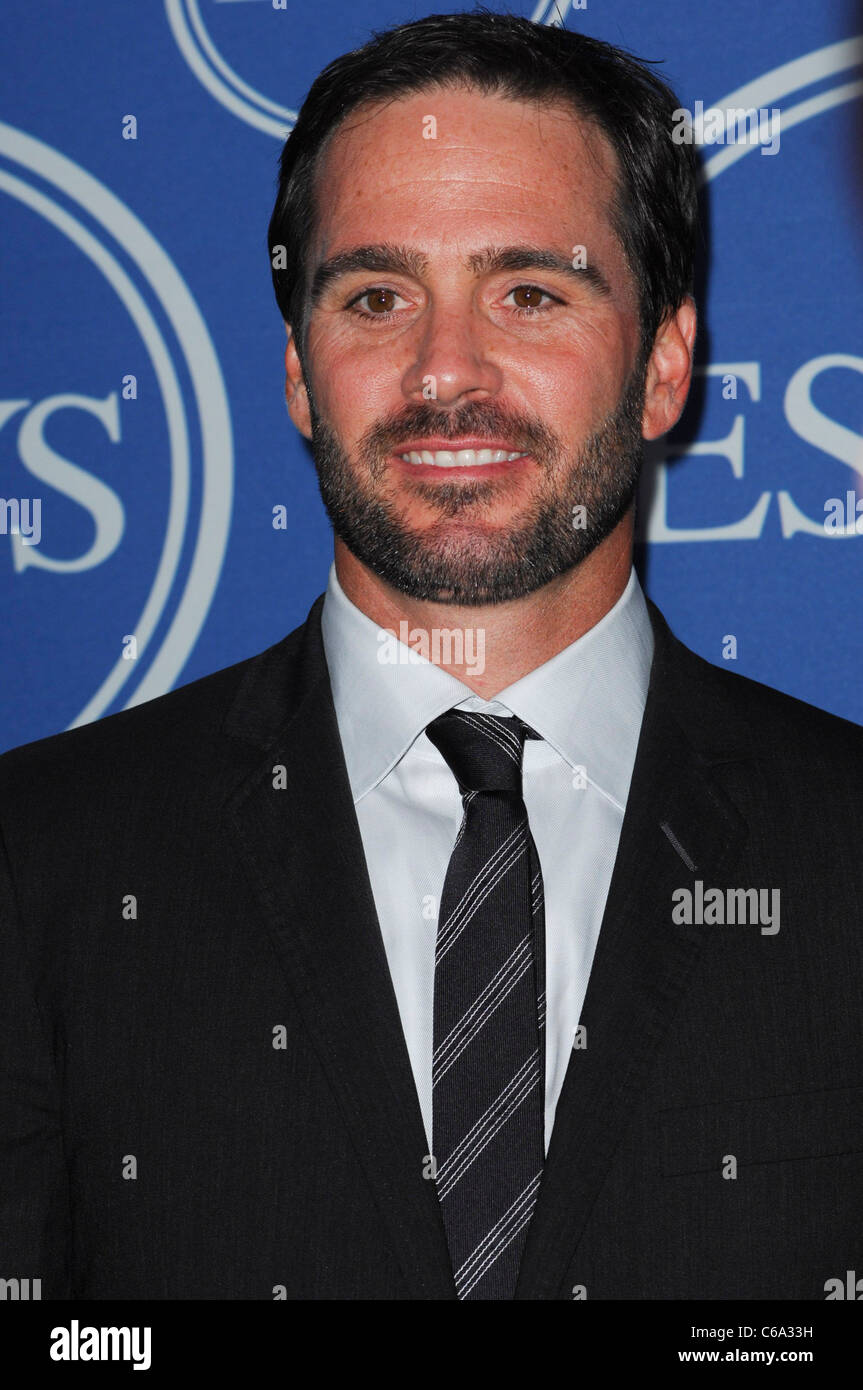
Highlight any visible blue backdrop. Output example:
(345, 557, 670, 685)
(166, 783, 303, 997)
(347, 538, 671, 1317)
(3, 0, 863, 752)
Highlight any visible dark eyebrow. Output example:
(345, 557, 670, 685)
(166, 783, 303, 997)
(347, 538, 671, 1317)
(467, 245, 612, 299)
(308, 242, 612, 306)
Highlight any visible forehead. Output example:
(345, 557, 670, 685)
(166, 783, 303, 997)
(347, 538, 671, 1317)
(311, 84, 623, 251)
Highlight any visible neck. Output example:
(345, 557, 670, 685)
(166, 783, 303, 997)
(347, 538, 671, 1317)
(334, 514, 634, 699)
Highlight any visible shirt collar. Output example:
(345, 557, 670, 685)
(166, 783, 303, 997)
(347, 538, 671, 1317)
(321, 561, 654, 811)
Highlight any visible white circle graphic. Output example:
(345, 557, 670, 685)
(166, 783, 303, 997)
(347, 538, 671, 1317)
(165, 0, 576, 138)
(0, 122, 234, 725)
(702, 35, 863, 182)
(165, 0, 297, 138)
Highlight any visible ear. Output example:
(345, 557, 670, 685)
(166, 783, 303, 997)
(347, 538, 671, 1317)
(641, 296, 697, 441)
(284, 322, 312, 439)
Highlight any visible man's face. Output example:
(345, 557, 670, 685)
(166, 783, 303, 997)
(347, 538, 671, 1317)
(288, 85, 653, 605)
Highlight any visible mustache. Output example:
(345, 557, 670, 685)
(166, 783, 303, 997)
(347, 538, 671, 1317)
(358, 401, 562, 464)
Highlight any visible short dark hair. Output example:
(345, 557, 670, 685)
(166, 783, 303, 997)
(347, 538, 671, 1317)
(267, 8, 698, 366)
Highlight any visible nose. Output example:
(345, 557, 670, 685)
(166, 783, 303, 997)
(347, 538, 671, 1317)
(401, 303, 504, 406)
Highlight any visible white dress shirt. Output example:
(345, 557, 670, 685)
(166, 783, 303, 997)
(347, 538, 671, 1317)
(320, 562, 654, 1154)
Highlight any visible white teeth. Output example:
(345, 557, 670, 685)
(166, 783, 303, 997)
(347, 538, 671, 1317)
(399, 448, 527, 467)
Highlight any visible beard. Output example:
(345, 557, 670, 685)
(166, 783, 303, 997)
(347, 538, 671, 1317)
(304, 346, 650, 606)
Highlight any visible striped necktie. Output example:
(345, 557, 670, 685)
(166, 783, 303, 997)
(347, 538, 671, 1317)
(425, 709, 546, 1300)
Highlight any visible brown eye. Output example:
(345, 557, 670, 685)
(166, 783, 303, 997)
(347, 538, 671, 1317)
(365, 288, 398, 313)
(510, 285, 548, 310)
(504, 284, 561, 317)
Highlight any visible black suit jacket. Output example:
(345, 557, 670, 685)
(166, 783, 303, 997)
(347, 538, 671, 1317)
(1, 594, 862, 1300)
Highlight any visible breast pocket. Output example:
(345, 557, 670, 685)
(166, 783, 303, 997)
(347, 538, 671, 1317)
(660, 1083, 863, 1177)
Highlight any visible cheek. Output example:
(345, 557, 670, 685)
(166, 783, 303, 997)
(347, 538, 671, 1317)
(305, 326, 399, 433)
(519, 344, 624, 434)
(504, 306, 633, 412)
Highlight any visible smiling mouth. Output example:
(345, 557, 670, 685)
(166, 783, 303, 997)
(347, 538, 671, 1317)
(397, 448, 529, 468)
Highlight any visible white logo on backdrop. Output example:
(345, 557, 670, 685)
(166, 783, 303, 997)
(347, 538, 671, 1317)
(0, 122, 233, 726)
(164, 0, 575, 138)
(165, 0, 297, 138)
(641, 36, 863, 542)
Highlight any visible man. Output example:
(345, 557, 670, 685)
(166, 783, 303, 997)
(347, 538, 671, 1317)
(1, 11, 861, 1302)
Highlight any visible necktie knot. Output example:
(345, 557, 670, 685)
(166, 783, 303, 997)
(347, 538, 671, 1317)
(426, 710, 535, 796)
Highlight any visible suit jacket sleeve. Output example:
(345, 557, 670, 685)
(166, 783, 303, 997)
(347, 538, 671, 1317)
(0, 817, 72, 1297)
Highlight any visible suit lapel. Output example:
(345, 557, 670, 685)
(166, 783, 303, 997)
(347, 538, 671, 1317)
(221, 596, 456, 1299)
(515, 600, 752, 1299)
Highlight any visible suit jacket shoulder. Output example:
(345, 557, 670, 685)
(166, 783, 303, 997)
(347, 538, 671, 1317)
(642, 597, 863, 811)
(0, 597, 323, 834)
